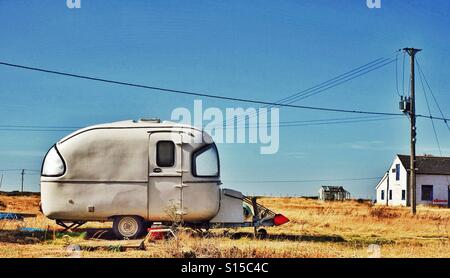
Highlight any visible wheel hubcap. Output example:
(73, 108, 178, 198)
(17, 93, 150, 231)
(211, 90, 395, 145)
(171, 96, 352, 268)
(118, 217, 138, 237)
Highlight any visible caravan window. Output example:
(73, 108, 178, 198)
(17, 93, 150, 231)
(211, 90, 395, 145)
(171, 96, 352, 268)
(157, 141, 175, 167)
(41, 146, 66, 177)
(192, 144, 219, 177)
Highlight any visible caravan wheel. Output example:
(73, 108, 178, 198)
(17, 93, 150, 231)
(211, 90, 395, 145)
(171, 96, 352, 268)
(113, 216, 145, 239)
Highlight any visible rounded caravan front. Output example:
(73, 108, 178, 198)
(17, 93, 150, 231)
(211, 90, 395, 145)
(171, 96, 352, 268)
(41, 119, 222, 238)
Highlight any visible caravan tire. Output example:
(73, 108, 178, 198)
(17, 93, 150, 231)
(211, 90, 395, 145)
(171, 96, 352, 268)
(113, 216, 145, 239)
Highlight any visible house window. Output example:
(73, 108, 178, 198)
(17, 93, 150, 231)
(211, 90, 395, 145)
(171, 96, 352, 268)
(395, 164, 400, 181)
(421, 185, 433, 201)
(402, 190, 406, 200)
(156, 141, 175, 167)
(389, 190, 393, 200)
(381, 190, 385, 200)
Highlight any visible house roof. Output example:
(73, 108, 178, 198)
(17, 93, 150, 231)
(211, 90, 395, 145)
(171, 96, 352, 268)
(375, 172, 388, 190)
(397, 154, 450, 175)
(320, 186, 348, 193)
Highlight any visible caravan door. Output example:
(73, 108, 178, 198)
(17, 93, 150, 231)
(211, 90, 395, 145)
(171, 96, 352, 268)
(148, 132, 183, 221)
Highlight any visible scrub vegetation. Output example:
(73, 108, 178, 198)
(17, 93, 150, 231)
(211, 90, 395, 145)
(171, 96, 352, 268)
(1, 193, 450, 258)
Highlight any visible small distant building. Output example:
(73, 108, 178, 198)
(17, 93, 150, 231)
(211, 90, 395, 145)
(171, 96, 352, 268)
(376, 154, 450, 207)
(318, 186, 351, 201)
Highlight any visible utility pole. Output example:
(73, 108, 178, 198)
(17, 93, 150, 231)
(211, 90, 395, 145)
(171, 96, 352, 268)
(0, 173, 3, 190)
(403, 47, 422, 215)
(386, 170, 389, 206)
(21, 169, 25, 193)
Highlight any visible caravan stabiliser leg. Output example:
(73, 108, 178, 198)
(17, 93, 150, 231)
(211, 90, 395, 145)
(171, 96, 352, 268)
(252, 197, 259, 237)
(56, 220, 86, 232)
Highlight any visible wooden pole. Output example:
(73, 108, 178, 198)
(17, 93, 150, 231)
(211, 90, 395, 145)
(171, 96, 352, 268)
(403, 48, 422, 215)
(21, 169, 25, 193)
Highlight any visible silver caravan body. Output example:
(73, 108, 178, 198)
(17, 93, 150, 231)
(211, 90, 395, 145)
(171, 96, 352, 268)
(41, 119, 240, 224)
(41, 119, 288, 238)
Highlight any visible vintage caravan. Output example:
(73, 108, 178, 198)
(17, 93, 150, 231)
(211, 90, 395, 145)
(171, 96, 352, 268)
(40, 119, 288, 238)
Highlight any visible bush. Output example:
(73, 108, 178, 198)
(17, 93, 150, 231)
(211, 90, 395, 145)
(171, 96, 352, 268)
(0, 200, 6, 210)
(369, 206, 401, 219)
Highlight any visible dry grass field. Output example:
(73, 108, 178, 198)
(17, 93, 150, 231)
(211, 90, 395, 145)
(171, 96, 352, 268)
(1, 193, 450, 258)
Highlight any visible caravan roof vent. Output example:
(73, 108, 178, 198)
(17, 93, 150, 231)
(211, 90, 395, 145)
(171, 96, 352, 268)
(135, 118, 161, 123)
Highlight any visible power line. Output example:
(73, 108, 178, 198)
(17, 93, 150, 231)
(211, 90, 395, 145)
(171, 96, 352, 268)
(219, 118, 399, 130)
(416, 60, 450, 191)
(416, 60, 450, 133)
(416, 114, 450, 122)
(226, 177, 383, 184)
(263, 115, 395, 126)
(0, 116, 443, 134)
(224, 51, 399, 127)
(276, 53, 399, 105)
(276, 54, 398, 105)
(1, 59, 448, 124)
(395, 53, 402, 97)
(0, 169, 40, 192)
(0, 125, 81, 129)
(0, 60, 404, 117)
(284, 58, 397, 104)
(0, 169, 24, 172)
(418, 63, 442, 155)
(228, 116, 401, 129)
(0, 169, 40, 172)
(0, 115, 402, 133)
(0, 128, 76, 132)
(272, 115, 388, 124)
(4, 116, 391, 129)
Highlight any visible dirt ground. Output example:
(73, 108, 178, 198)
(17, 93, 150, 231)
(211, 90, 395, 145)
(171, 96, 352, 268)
(1, 193, 450, 258)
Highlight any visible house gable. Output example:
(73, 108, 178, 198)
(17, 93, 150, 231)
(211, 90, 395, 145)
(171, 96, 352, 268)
(375, 172, 388, 190)
(375, 155, 408, 206)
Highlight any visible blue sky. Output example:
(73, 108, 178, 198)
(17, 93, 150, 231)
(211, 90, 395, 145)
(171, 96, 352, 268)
(0, 0, 449, 197)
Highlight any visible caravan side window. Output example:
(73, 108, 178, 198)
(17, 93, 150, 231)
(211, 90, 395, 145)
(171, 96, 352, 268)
(192, 144, 219, 177)
(157, 141, 175, 167)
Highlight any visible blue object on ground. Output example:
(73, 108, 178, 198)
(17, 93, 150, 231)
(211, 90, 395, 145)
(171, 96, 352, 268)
(0, 212, 24, 220)
(20, 227, 45, 232)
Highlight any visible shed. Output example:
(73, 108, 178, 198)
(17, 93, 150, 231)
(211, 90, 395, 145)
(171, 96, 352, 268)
(318, 186, 351, 201)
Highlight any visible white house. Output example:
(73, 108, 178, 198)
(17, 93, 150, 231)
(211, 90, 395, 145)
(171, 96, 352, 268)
(376, 154, 450, 207)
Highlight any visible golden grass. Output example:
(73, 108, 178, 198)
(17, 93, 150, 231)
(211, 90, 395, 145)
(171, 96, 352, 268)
(1, 195, 450, 258)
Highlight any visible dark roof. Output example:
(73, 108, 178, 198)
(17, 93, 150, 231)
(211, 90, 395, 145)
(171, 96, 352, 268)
(320, 186, 348, 193)
(397, 154, 450, 175)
